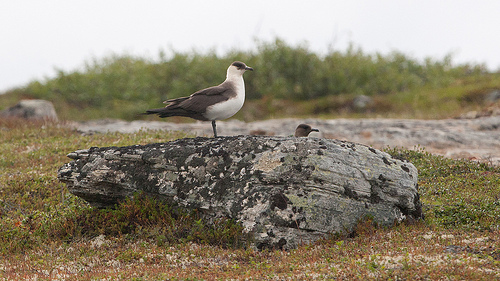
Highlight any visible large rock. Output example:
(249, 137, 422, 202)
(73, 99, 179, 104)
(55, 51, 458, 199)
(58, 136, 422, 250)
(1, 99, 58, 121)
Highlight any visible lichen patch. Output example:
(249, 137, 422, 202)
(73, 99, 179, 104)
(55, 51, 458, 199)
(254, 150, 283, 173)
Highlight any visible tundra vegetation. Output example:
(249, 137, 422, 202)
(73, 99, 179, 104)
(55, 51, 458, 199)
(1, 39, 500, 279)
(1, 39, 499, 121)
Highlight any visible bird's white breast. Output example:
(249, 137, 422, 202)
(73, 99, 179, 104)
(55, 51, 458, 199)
(204, 76, 245, 120)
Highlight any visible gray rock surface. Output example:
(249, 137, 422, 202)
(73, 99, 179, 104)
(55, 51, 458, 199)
(1, 99, 58, 121)
(58, 136, 421, 250)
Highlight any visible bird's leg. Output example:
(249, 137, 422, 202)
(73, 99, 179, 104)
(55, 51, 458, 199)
(212, 120, 218, 137)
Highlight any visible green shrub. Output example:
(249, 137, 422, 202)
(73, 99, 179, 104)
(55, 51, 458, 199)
(0, 38, 487, 120)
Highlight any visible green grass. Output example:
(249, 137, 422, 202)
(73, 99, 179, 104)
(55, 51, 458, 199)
(1, 119, 499, 279)
(385, 147, 500, 231)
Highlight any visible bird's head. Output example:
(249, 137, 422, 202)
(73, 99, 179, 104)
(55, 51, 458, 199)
(295, 124, 320, 137)
(227, 61, 253, 78)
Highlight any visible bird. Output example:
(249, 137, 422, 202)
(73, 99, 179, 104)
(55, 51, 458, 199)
(145, 61, 253, 137)
(294, 124, 319, 137)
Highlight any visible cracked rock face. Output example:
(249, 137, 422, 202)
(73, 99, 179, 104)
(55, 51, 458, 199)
(58, 136, 422, 250)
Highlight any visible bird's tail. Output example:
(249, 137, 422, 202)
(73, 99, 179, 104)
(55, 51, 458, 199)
(145, 107, 181, 118)
(145, 97, 203, 119)
(144, 108, 164, 115)
(144, 97, 188, 117)
(144, 106, 203, 119)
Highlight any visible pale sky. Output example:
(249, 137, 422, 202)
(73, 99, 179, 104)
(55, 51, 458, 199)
(1, 0, 500, 93)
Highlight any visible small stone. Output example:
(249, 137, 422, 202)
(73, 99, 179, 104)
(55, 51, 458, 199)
(1, 99, 58, 121)
(353, 95, 374, 110)
(422, 234, 433, 240)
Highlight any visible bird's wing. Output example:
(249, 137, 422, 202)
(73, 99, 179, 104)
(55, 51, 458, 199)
(162, 85, 230, 113)
(163, 96, 189, 105)
(191, 84, 229, 96)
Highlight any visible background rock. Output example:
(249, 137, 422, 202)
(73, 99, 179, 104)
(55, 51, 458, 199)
(72, 115, 500, 165)
(58, 136, 421, 250)
(352, 95, 374, 111)
(486, 89, 500, 103)
(1, 99, 58, 121)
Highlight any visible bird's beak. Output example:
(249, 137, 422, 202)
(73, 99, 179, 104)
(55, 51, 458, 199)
(311, 128, 319, 132)
(245, 66, 254, 71)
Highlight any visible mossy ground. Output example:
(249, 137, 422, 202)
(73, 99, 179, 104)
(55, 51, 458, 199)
(1, 119, 499, 279)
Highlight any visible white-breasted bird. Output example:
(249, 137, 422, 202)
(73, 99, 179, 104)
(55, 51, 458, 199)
(146, 61, 253, 137)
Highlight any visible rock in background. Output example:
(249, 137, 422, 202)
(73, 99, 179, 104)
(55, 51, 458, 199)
(1, 99, 58, 121)
(73, 115, 500, 165)
(58, 136, 421, 250)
